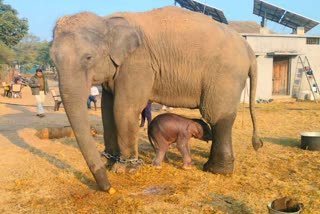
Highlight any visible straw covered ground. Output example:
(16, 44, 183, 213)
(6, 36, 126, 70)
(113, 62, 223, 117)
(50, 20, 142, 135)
(0, 84, 319, 213)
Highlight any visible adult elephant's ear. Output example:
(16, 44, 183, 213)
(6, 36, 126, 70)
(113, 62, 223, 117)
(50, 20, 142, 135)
(106, 17, 142, 66)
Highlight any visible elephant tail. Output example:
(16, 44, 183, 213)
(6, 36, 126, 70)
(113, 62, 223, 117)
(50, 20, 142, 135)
(147, 127, 157, 153)
(249, 59, 263, 151)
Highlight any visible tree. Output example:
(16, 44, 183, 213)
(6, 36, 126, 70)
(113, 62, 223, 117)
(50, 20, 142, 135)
(0, 40, 15, 64)
(13, 34, 53, 72)
(36, 40, 53, 69)
(13, 34, 40, 70)
(0, 0, 28, 47)
(0, 0, 17, 14)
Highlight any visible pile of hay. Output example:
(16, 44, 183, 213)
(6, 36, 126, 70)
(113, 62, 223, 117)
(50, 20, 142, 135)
(2, 101, 320, 213)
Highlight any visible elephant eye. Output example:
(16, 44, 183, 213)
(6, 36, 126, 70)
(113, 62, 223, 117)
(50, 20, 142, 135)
(83, 53, 93, 61)
(82, 53, 94, 68)
(86, 55, 92, 61)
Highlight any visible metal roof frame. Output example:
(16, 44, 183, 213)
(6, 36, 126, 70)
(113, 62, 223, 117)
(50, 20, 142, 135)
(267, 51, 300, 56)
(253, 0, 285, 23)
(280, 11, 319, 33)
(253, 0, 319, 33)
(174, 0, 228, 24)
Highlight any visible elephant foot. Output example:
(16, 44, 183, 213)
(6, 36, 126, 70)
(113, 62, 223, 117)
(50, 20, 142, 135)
(152, 164, 162, 169)
(152, 158, 162, 168)
(101, 151, 119, 170)
(105, 158, 117, 170)
(203, 159, 234, 175)
(111, 158, 144, 174)
(182, 160, 193, 169)
(182, 165, 192, 170)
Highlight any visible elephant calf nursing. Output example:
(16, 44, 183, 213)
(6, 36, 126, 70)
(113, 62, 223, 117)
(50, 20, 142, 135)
(148, 113, 212, 169)
(50, 6, 262, 191)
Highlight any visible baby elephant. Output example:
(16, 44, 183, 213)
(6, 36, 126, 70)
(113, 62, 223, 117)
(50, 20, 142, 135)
(148, 113, 212, 169)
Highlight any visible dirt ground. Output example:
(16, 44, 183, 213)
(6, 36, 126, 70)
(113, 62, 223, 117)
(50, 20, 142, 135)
(1, 78, 320, 213)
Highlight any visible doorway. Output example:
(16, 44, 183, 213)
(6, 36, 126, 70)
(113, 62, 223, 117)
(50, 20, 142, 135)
(272, 57, 289, 95)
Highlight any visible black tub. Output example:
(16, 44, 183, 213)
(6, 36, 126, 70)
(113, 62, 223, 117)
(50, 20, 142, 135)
(300, 132, 320, 151)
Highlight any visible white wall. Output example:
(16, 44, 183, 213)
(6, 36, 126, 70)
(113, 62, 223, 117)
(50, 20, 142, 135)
(256, 55, 273, 100)
(240, 55, 273, 103)
(242, 34, 320, 101)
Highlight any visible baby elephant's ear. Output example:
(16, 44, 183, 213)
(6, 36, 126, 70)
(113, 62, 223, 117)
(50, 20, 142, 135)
(187, 123, 202, 139)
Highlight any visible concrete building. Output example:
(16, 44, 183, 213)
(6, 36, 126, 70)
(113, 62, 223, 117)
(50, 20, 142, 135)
(229, 21, 320, 102)
(247, 32, 320, 101)
(174, 0, 320, 102)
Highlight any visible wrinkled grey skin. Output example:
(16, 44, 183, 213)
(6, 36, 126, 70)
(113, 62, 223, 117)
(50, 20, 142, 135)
(50, 6, 262, 191)
(148, 113, 212, 169)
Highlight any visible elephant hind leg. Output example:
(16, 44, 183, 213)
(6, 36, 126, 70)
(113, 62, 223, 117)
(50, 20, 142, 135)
(203, 113, 236, 174)
(152, 141, 169, 168)
(152, 150, 166, 168)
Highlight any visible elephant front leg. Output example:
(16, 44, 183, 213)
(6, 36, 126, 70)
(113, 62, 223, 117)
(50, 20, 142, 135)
(204, 114, 236, 174)
(109, 64, 154, 173)
(111, 103, 144, 173)
(101, 88, 119, 167)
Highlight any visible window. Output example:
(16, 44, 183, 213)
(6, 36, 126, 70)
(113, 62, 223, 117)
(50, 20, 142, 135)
(306, 37, 320, 45)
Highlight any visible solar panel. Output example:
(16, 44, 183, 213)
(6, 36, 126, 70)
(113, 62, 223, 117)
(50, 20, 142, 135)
(175, 0, 228, 24)
(281, 11, 319, 33)
(253, 0, 285, 23)
(253, 0, 319, 33)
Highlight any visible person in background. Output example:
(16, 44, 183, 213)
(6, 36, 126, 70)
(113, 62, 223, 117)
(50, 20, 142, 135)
(87, 85, 99, 109)
(161, 105, 174, 111)
(305, 66, 313, 75)
(14, 74, 22, 84)
(29, 69, 49, 118)
(3, 82, 10, 97)
(140, 101, 152, 128)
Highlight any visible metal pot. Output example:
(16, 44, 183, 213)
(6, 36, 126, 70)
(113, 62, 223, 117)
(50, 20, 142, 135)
(267, 202, 302, 214)
(300, 132, 320, 151)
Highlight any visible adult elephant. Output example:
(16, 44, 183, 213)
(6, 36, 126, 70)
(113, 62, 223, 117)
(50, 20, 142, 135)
(50, 6, 262, 191)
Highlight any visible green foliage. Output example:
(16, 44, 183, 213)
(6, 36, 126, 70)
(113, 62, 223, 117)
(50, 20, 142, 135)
(0, 0, 28, 47)
(13, 34, 39, 65)
(0, 0, 17, 14)
(0, 1, 51, 71)
(0, 40, 15, 64)
(13, 33, 52, 71)
(36, 40, 53, 68)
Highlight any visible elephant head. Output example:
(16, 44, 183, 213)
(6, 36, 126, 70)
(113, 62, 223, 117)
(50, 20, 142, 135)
(190, 119, 212, 142)
(50, 12, 142, 191)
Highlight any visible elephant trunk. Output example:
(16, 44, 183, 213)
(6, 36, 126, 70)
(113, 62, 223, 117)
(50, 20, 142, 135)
(59, 78, 111, 191)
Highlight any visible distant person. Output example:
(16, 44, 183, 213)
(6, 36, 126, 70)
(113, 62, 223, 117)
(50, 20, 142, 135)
(140, 101, 152, 128)
(29, 69, 49, 118)
(305, 66, 313, 75)
(161, 105, 174, 111)
(87, 85, 99, 109)
(13, 74, 22, 84)
(2, 82, 10, 97)
(11, 74, 24, 98)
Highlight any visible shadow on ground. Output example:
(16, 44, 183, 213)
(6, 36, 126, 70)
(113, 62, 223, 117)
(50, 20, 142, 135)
(0, 103, 99, 190)
(263, 137, 301, 148)
(205, 193, 253, 213)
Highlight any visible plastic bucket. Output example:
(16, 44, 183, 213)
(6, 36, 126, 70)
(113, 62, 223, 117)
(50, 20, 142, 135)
(267, 202, 302, 214)
(300, 132, 320, 151)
